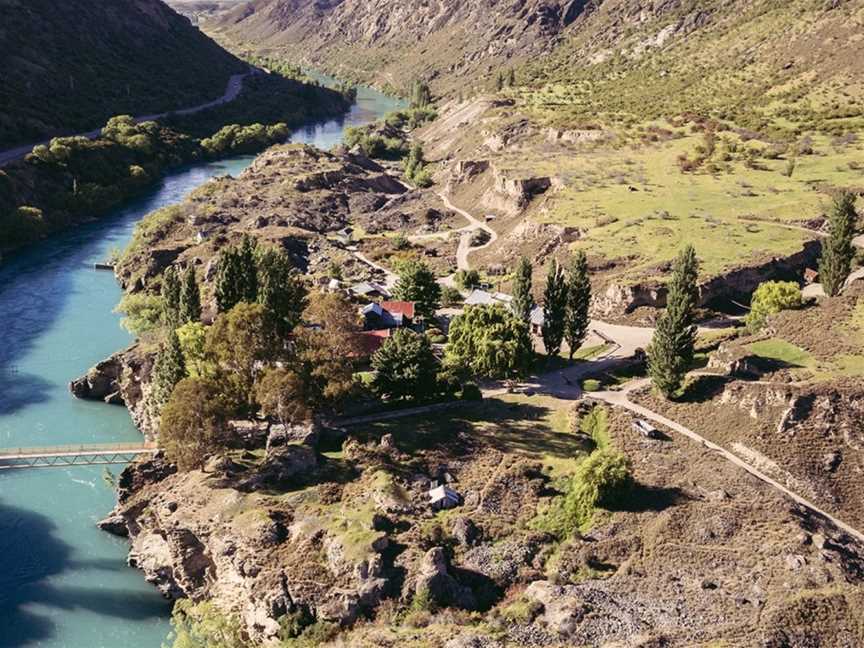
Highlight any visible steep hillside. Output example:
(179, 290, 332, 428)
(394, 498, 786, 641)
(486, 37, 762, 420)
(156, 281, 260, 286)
(0, 0, 246, 148)
(207, 0, 576, 94)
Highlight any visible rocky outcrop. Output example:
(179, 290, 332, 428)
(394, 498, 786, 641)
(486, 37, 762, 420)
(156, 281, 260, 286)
(596, 239, 822, 317)
(69, 344, 158, 439)
(69, 355, 126, 405)
(107, 448, 396, 642)
(414, 547, 477, 610)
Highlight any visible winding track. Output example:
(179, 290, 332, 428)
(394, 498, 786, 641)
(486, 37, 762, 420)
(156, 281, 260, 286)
(0, 69, 254, 167)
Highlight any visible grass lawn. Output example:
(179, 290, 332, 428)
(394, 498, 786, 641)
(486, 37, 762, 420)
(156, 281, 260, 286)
(351, 392, 585, 478)
(746, 338, 814, 368)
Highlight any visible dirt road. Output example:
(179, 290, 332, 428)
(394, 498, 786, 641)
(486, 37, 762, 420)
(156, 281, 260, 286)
(588, 380, 864, 545)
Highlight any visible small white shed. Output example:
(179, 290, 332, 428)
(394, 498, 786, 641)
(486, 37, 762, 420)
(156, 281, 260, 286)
(428, 485, 462, 510)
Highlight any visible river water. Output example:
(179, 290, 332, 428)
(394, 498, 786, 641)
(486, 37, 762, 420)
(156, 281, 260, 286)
(0, 81, 402, 648)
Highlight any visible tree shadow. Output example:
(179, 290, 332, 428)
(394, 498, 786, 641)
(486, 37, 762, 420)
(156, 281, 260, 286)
(350, 400, 582, 464)
(610, 481, 688, 514)
(0, 495, 171, 648)
(678, 374, 731, 403)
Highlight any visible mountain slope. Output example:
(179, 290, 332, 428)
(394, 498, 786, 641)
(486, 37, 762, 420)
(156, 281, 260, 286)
(209, 0, 864, 134)
(207, 0, 580, 94)
(0, 0, 246, 148)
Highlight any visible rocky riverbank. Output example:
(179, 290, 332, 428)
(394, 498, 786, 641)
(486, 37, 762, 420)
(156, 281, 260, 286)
(86, 384, 864, 646)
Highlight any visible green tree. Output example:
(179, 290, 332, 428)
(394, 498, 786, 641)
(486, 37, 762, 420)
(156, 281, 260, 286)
(215, 247, 242, 313)
(444, 304, 532, 379)
(176, 321, 211, 378)
(411, 80, 432, 109)
(454, 269, 481, 291)
(441, 286, 464, 307)
(115, 293, 164, 336)
(161, 265, 182, 329)
(255, 367, 311, 429)
(237, 235, 258, 303)
(205, 302, 276, 409)
(541, 259, 568, 358)
(257, 247, 308, 339)
(648, 245, 700, 398)
(160, 378, 230, 472)
(215, 236, 258, 313)
(560, 449, 631, 536)
(819, 191, 858, 297)
(511, 257, 534, 322)
(564, 251, 592, 359)
(745, 280, 802, 332)
(404, 142, 432, 187)
(371, 329, 438, 401)
(393, 260, 441, 321)
(179, 267, 202, 324)
(150, 329, 187, 416)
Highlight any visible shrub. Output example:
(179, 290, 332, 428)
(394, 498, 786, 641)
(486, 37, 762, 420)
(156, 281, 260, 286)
(461, 383, 483, 400)
(441, 286, 464, 306)
(745, 281, 802, 332)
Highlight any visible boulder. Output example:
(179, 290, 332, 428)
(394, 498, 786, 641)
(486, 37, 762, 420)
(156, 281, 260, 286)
(415, 547, 477, 610)
(97, 512, 128, 537)
(452, 517, 481, 547)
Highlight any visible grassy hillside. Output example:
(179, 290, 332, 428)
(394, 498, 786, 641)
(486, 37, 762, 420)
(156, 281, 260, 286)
(0, 0, 246, 148)
(521, 0, 864, 137)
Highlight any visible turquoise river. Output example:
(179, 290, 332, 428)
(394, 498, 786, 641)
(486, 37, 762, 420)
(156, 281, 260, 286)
(0, 79, 402, 647)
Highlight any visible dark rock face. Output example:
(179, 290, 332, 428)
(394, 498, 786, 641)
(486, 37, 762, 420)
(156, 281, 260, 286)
(97, 513, 129, 537)
(117, 453, 177, 504)
(69, 356, 124, 404)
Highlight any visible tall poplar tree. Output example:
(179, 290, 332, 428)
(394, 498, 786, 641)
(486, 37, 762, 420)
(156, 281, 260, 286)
(819, 191, 857, 297)
(215, 236, 258, 313)
(511, 257, 534, 322)
(648, 245, 700, 398)
(150, 329, 187, 415)
(179, 267, 202, 324)
(541, 259, 568, 358)
(215, 247, 241, 313)
(160, 265, 181, 329)
(257, 248, 308, 339)
(564, 251, 592, 359)
(238, 235, 259, 303)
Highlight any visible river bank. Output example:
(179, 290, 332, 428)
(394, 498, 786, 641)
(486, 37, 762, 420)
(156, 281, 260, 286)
(0, 80, 403, 648)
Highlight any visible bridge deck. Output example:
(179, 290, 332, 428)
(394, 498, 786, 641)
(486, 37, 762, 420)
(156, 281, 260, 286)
(0, 443, 159, 469)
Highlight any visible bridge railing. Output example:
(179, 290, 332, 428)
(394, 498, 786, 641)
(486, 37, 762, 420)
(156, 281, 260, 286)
(0, 442, 159, 459)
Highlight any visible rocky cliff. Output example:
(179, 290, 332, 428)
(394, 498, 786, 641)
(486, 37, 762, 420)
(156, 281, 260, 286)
(100, 403, 864, 646)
